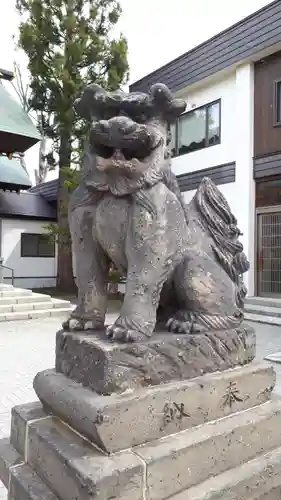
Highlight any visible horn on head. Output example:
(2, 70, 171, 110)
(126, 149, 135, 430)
(149, 83, 186, 121)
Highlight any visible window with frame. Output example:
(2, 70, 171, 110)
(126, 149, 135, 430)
(170, 100, 221, 157)
(21, 233, 55, 258)
(274, 80, 281, 126)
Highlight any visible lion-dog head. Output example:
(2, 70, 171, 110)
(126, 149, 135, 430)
(74, 83, 186, 196)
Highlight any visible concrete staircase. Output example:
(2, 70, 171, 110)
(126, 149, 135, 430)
(245, 296, 281, 325)
(0, 284, 73, 322)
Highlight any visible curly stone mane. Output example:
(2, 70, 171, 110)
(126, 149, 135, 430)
(194, 177, 249, 310)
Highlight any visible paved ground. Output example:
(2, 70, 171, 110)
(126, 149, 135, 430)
(0, 318, 281, 498)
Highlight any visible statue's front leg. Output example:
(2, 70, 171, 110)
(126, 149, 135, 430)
(63, 202, 110, 331)
(106, 184, 189, 342)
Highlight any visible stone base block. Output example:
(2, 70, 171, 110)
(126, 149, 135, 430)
(134, 397, 281, 500)
(33, 361, 275, 453)
(55, 325, 256, 394)
(2, 396, 281, 500)
(1, 417, 144, 500)
(3, 439, 281, 500)
(10, 402, 47, 457)
(9, 463, 59, 500)
(0, 438, 23, 489)
(170, 447, 281, 500)
(26, 418, 143, 500)
(258, 489, 281, 500)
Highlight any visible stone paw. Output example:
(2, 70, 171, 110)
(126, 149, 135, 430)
(62, 315, 104, 332)
(106, 316, 150, 342)
(166, 311, 205, 334)
(166, 317, 192, 334)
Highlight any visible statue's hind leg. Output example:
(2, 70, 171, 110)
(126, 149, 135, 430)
(63, 201, 110, 331)
(167, 309, 242, 334)
(167, 252, 243, 334)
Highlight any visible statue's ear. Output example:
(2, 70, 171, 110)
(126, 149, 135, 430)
(73, 96, 91, 121)
(149, 83, 186, 122)
(73, 85, 106, 121)
(74, 85, 126, 121)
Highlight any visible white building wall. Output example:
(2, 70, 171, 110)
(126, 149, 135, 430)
(172, 65, 255, 295)
(233, 64, 255, 297)
(1, 218, 57, 289)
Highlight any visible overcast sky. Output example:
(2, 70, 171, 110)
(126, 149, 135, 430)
(0, 0, 272, 180)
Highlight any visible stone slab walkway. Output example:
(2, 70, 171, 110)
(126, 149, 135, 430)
(0, 318, 281, 498)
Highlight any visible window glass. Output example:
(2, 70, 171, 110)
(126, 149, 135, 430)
(170, 100, 221, 157)
(21, 233, 55, 258)
(21, 233, 38, 257)
(256, 178, 281, 207)
(38, 235, 55, 257)
(178, 107, 206, 156)
(207, 101, 220, 146)
(275, 81, 281, 124)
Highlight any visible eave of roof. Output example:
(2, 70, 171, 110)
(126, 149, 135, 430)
(29, 178, 58, 202)
(0, 68, 14, 82)
(130, 0, 281, 93)
(0, 191, 57, 220)
(0, 156, 32, 191)
(0, 84, 41, 154)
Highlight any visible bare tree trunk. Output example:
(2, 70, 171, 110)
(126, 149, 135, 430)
(35, 135, 49, 184)
(18, 153, 29, 175)
(56, 131, 76, 292)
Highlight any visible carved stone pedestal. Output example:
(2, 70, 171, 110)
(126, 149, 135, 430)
(2, 325, 281, 500)
(55, 325, 256, 394)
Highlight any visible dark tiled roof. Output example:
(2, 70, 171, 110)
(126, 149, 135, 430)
(130, 0, 281, 93)
(0, 156, 32, 190)
(0, 191, 56, 220)
(29, 179, 58, 201)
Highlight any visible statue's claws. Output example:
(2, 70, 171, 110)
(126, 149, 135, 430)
(63, 315, 104, 332)
(106, 321, 149, 342)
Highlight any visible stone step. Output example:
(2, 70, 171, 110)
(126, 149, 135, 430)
(0, 284, 14, 291)
(134, 398, 281, 500)
(0, 292, 52, 306)
(0, 285, 73, 321)
(0, 307, 72, 322)
(245, 303, 281, 318)
(244, 297, 281, 325)
(0, 288, 33, 298)
(0, 298, 70, 314)
(170, 446, 281, 500)
(25, 417, 144, 500)
(244, 312, 281, 325)
(245, 296, 281, 308)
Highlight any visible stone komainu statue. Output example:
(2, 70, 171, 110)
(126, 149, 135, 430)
(63, 83, 249, 342)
